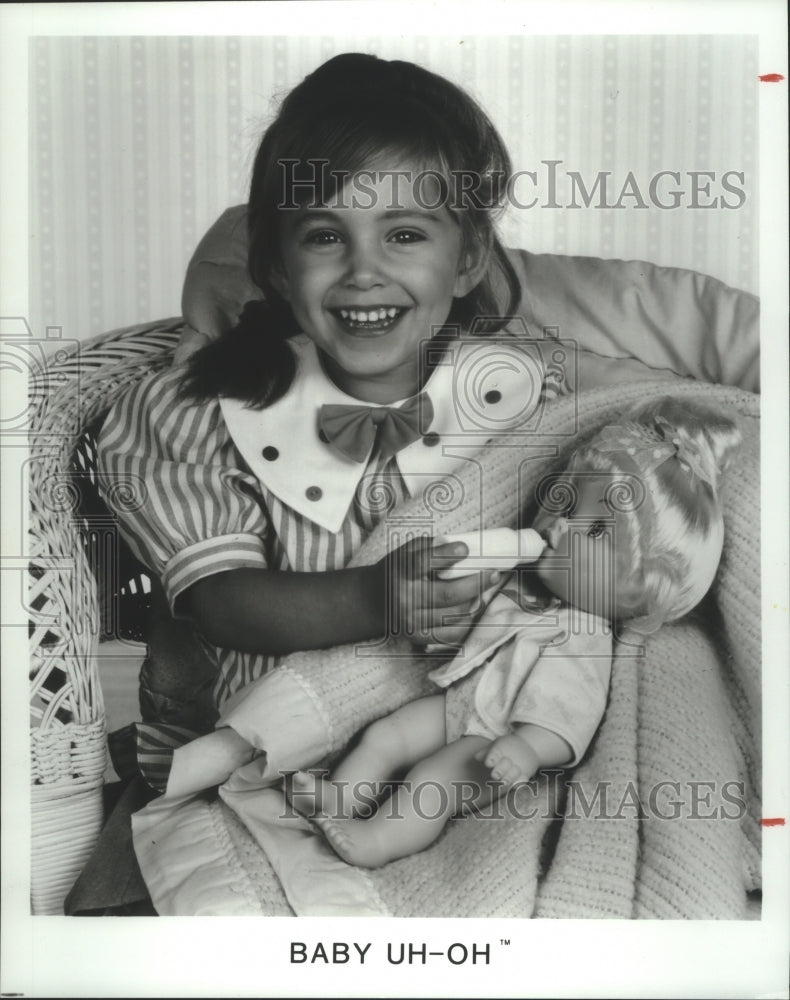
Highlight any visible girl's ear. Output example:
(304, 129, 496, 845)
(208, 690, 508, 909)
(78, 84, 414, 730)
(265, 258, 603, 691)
(452, 236, 492, 299)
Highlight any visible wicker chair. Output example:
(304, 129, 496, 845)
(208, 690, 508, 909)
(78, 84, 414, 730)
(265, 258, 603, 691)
(28, 318, 184, 914)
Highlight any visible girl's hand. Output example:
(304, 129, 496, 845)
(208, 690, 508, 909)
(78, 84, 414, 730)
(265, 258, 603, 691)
(381, 537, 501, 646)
(475, 733, 540, 786)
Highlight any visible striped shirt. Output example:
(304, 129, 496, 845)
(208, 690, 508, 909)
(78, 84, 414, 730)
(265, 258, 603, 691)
(97, 366, 412, 705)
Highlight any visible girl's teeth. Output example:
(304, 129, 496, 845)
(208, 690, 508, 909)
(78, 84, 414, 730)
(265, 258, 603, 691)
(338, 307, 401, 323)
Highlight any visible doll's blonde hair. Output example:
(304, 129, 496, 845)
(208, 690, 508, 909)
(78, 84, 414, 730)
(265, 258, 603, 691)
(569, 397, 742, 633)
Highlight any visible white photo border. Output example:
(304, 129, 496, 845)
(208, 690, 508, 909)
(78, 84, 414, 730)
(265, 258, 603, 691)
(1, 2, 787, 998)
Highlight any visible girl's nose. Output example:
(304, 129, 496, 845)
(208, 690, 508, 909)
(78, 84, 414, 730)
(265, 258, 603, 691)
(342, 241, 386, 290)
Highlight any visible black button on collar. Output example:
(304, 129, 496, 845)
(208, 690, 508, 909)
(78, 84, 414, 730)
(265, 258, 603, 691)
(262, 446, 279, 461)
(306, 486, 323, 501)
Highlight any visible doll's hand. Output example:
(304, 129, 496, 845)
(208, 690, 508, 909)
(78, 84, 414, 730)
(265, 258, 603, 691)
(381, 537, 500, 646)
(475, 733, 540, 785)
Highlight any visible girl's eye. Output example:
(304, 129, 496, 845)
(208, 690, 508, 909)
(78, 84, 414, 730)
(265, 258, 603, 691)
(586, 521, 607, 539)
(304, 229, 341, 246)
(388, 229, 425, 244)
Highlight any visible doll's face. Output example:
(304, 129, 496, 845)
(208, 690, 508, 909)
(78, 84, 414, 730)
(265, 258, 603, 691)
(532, 473, 643, 621)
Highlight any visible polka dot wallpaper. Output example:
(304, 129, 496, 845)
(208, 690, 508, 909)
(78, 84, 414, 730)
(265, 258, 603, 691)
(30, 35, 758, 343)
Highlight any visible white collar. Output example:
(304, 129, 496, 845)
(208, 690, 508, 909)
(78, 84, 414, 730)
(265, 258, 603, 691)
(220, 334, 544, 533)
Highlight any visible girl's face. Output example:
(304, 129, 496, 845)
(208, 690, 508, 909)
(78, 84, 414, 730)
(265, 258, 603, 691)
(532, 473, 643, 621)
(274, 162, 484, 403)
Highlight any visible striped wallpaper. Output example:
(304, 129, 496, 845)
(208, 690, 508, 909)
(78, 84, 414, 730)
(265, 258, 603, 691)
(30, 34, 758, 344)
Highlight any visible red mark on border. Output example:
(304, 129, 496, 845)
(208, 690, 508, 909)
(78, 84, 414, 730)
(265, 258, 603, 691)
(758, 73, 784, 82)
(761, 817, 786, 826)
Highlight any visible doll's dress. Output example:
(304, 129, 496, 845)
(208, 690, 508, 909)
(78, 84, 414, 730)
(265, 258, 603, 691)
(430, 580, 613, 767)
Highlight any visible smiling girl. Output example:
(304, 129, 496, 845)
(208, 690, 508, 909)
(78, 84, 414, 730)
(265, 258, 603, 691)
(271, 165, 482, 403)
(97, 53, 552, 792)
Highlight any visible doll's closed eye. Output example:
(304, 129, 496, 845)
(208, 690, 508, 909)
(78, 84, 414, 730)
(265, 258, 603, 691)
(586, 521, 607, 539)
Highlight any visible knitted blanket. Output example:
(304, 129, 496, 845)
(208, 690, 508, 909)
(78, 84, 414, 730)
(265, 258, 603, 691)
(133, 378, 760, 918)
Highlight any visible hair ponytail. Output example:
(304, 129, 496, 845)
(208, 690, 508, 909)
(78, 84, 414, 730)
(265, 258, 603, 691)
(178, 300, 298, 408)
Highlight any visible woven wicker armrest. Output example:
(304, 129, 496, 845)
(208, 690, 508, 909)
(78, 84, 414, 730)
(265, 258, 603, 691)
(28, 318, 184, 913)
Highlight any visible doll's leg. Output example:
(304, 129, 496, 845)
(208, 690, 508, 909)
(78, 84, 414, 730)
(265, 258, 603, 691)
(166, 727, 256, 797)
(310, 734, 494, 868)
(289, 695, 447, 820)
(332, 694, 450, 814)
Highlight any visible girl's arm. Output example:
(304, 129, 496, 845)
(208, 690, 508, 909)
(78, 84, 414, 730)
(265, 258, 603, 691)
(182, 563, 385, 654)
(98, 370, 498, 658)
(182, 538, 499, 655)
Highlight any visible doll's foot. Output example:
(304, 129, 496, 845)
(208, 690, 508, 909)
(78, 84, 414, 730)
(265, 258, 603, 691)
(311, 814, 392, 869)
(287, 772, 393, 867)
(286, 770, 352, 821)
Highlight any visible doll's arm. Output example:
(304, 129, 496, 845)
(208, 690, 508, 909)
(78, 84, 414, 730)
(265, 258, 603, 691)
(475, 725, 573, 785)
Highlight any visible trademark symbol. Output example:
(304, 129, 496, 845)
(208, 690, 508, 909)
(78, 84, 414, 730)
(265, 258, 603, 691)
(500, 938, 510, 946)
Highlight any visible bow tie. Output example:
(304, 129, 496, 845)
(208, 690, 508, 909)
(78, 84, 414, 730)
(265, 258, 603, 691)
(318, 393, 434, 463)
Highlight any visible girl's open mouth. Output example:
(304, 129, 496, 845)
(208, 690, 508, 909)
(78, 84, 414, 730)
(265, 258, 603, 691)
(331, 306, 408, 334)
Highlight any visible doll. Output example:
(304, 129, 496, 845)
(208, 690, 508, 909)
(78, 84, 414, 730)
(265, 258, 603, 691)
(287, 395, 742, 868)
